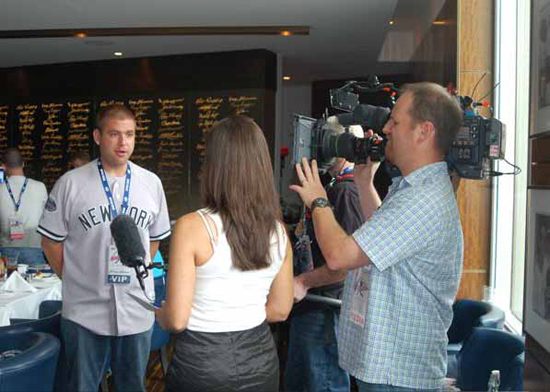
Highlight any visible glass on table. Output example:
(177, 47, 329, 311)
(17, 264, 28, 280)
(0, 254, 5, 280)
(6, 254, 19, 278)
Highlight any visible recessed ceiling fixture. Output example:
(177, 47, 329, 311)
(114, 52, 123, 57)
(0, 26, 309, 39)
(283, 76, 291, 81)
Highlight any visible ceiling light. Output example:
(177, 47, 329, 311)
(433, 20, 447, 25)
(281, 31, 292, 36)
(283, 76, 291, 81)
(114, 52, 123, 57)
(389, 20, 394, 26)
(74, 33, 87, 38)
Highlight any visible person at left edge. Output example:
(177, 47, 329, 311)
(0, 148, 48, 266)
(38, 104, 172, 392)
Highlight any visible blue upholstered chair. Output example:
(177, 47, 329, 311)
(456, 327, 524, 391)
(446, 299, 505, 378)
(448, 299, 506, 353)
(3, 305, 61, 338)
(0, 332, 60, 392)
(39, 300, 62, 320)
(152, 267, 171, 376)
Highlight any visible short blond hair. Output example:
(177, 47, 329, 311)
(96, 104, 135, 131)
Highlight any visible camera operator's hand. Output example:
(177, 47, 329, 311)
(289, 158, 328, 208)
(354, 129, 382, 185)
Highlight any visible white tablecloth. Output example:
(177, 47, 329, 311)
(0, 276, 62, 326)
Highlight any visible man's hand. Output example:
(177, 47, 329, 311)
(289, 158, 328, 208)
(293, 275, 309, 302)
(353, 129, 382, 185)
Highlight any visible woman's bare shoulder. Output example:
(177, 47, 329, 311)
(173, 211, 209, 236)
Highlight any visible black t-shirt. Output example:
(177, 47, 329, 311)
(294, 175, 364, 313)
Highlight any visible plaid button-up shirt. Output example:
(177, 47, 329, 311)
(338, 162, 463, 390)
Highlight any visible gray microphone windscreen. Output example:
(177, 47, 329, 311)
(110, 215, 146, 267)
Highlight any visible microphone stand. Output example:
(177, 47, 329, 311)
(130, 260, 165, 292)
(304, 294, 342, 308)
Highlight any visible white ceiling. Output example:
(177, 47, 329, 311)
(0, 0, 447, 83)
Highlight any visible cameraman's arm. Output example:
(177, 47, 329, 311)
(294, 266, 346, 302)
(311, 206, 371, 270)
(355, 171, 381, 221)
(354, 131, 382, 220)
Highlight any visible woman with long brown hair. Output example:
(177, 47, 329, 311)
(155, 115, 293, 392)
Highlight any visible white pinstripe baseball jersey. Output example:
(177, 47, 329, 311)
(38, 159, 171, 336)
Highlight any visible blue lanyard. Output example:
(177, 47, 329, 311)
(339, 167, 354, 176)
(97, 160, 131, 217)
(5, 177, 29, 213)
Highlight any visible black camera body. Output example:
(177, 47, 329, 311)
(292, 79, 506, 180)
(323, 131, 385, 164)
(449, 115, 506, 179)
(292, 100, 391, 170)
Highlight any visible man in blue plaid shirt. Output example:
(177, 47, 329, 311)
(290, 82, 464, 392)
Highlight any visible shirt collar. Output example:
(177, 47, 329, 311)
(391, 161, 449, 189)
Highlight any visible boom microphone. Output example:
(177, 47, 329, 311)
(110, 214, 149, 290)
(335, 112, 355, 126)
(351, 104, 390, 133)
(335, 104, 390, 134)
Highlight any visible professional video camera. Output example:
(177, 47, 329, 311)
(449, 96, 507, 179)
(292, 76, 513, 180)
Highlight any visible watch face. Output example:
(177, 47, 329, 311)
(312, 197, 329, 208)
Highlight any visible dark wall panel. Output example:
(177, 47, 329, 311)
(0, 49, 277, 220)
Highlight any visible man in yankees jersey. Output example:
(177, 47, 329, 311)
(39, 104, 171, 392)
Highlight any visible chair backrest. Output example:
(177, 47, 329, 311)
(39, 300, 62, 319)
(447, 299, 505, 344)
(0, 332, 60, 392)
(456, 327, 524, 392)
(1, 310, 62, 339)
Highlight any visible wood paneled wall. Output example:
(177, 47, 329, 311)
(410, 0, 457, 85)
(455, 0, 494, 300)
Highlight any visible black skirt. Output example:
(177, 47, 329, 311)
(165, 320, 279, 392)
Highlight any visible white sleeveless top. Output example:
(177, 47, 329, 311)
(187, 209, 287, 332)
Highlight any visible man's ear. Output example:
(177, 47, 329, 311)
(417, 121, 436, 145)
(93, 128, 101, 146)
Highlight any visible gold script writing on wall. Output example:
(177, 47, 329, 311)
(67, 102, 92, 153)
(128, 98, 155, 167)
(0, 105, 8, 150)
(158, 97, 186, 209)
(15, 104, 38, 163)
(194, 96, 223, 158)
(40, 102, 64, 189)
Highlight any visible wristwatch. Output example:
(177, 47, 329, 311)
(310, 197, 330, 214)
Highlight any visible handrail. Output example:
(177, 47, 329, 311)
(303, 294, 342, 308)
